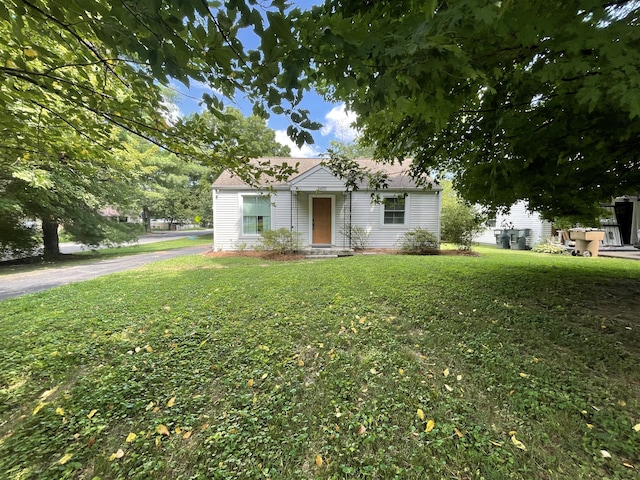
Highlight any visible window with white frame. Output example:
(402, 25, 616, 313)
(383, 195, 406, 225)
(242, 195, 271, 235)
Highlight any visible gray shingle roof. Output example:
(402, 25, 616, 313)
(213, 157, 440, 191)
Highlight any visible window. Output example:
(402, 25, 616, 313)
(242, 195, 271, 235)
(383, 196, 406, 225)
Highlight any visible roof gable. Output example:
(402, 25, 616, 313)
(212, 157, 441, 191)
(289, 165, 347, 191)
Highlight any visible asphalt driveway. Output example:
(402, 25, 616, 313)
(0, 245, 210, 301)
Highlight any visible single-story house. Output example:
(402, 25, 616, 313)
(212, 157, 442, 252)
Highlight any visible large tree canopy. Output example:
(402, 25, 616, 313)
(1, 0, 313, 178)
(298, 1, 640, 222)
(0, 1, 306, 257)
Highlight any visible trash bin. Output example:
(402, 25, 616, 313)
(569, 229, 605, 257)
(511, 228, 531, 250)
(494, 229, 511, 248)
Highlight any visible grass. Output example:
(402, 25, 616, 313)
(0, 234, 212, 275)
(0, 247, 639, 479)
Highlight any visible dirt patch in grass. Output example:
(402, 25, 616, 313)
(204, 248, 479, 261)
(204, 250, 306, 261)
(581, 278, 640, 328)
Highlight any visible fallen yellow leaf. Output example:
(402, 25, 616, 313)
(600, 450, 611, 459)
(358, 424, 367, 435)
(298, 359, 305, 366)
(183, 430, 193, 440)
(156, 424, 170, 436)
(87, 409, 98, 419)
(247, 378, 254, 387)
(33, 403, 46, 415)
(40, 388, 57, 400)
(511, 435, 527, 451)
(126, 432, 137, 443)
(417, 409, 425, 421)
(261, 373, 268, 380)
(425, 419, 435, 433)
(55, 407, 64, 416)
(315, 454, 323, 467)
(622, 462, 634, 469)
(145, 345, 153, 353)
(454, 427, 464, 438)
(398, 368, 404, 375)
(443, 368, 450, 377)
(23, 48, 38, 58)
(109, 449, 125, 461)
(58, 453, 73, 465)
(519, 372, 529, 378)
(444, 384, 454, 392)
(490, 440, 502, 447)
(586, 424, 594, 429)
(633, 423, 640, 432)
(167, 397, 176, 407)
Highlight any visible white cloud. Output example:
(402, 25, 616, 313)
(320, 104, 359, 142)
(275, 130, 321, 158)
(160, 100, 182, 125)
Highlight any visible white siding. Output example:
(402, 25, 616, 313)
(349, 191, 441, 249)
(214, 188, 441, 251)
(290, 166, 346, 191)
(213, 189, 291, 251)
(475, 201, 552, 247)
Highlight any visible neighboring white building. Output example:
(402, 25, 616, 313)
(212, 158, 442, 251)
(474, 196, 640, 249)
(474, 201, 553, 248)
(601, 196, 640, 247)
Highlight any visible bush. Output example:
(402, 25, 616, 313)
(259, 228, 301, 254)
(532, 237, 568, 255)
(399, 228, 440, 254)
(339, 225, 370, 250)
(441, 198, 484, 250)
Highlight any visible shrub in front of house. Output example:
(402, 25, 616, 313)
(399, 228, 440, 254)
(259, 228, 302, 254)
(339, 225, 370, 250)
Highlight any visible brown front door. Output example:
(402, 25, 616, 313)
(312, 197, 332, 245)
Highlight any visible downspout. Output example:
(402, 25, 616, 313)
(349, 190, 353, 250)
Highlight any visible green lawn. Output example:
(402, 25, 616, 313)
(1, 248, 638, 479)
(0, 234, 212, 276)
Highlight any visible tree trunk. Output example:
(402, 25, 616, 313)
(42, 218, 60, 259)
(142, 206, 151, 233)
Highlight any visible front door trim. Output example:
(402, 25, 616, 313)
(309, 195, 335, 246)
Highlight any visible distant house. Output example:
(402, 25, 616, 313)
(212, 158, 442, 252)
(474, 201, 553, 248)
(474, 196, 640, 249)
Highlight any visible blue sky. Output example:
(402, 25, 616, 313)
(169, 1, 359, 158)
